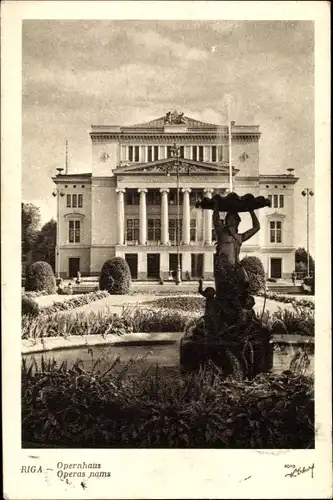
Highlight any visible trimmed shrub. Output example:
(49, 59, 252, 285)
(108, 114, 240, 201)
(99, 257, 131, 295)
(240, 256, 265, 294)
(25, 261, 56, 294)
(303, 277, 315, 295)
(22, 295, 40, 317)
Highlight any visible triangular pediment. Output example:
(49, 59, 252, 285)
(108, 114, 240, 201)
(114, 158, 238, 176)
(129, 111, 218, 129)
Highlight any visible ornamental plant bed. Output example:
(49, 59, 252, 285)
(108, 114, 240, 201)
(21, 307, 189, 340)
(22, 359, 314, 449)
(22, 291, 109, 318)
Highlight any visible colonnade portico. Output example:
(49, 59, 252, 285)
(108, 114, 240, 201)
(115, 186, 217, 246)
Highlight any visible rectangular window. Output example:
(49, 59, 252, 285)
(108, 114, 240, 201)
(147, 218, 161, 241)
(180, 146, 185, 158)
(190, 219, 196, 242)
(126, 219, 139, 242)
(212, 146, 217, 162)
(147, 146, 152, 162)
(72, 194, 77, 208)
(190, 189, 202, 205)
(78, 194, 83, 208)
(125, 190, 139, 205)
(192, 146, 198, 161)
(270, 221, 283, 243)
(74, 221, 80, 242)
(147, 190, 161, 205)
(154, 145, 159, 161)
(273, 194, 279, 208)
(128, 146, 133, 162)
(66, 194, 71, 207)
(279, 195, 284, 208)
(268, 195, 273, 207)
(198, 146, 204, 162)
(134, 146, 140, 162)
(169, 219, 183, 245)
(276, 221, 282, 243)
(69, 220, 80, 243)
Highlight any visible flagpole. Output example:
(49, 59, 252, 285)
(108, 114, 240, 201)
(65, 140, 69, 175)
(227, 101, 233, 192)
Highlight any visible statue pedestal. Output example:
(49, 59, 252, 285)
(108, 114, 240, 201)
(180, 324, 273, 378)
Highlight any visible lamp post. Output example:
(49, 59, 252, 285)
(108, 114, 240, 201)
(52, 168, 65, 279)
(301, 188, 314, 278)
(161, 144, 193, 285)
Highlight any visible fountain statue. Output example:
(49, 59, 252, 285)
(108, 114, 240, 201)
(180, 192, 273, 378)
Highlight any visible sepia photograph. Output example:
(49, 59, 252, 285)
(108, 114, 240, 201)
(21, 18, 316, 450)
(1, 1, 331, 498)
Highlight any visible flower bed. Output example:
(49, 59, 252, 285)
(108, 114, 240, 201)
(144, 297, 314, 336)
(22, 290, 109, 318)
(21, 307, 189, 340)
(257, 291, 314, 310)
(24, 290, 53, 298)
(145, 296, 205, 312)
(22, 360, 314, 449)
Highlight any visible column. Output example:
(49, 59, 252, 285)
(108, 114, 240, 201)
(138, 188, 147, 245)
(116, 188, 125, 245)
(160, 188, 169, 245)
(203, 252, 214, 280)
(196, 190, 204, 242)
(203, 188, 214, 245)
(182, 188, 191, 245)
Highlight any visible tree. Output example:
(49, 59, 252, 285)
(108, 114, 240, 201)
(22, 203, 41, 258)
(295, 248, 315, 275)
(33, 219, 56, 271)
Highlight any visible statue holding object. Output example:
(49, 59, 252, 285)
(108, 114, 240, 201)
(180, 191, 273, 378)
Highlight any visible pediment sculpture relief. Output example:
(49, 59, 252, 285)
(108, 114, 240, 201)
(164, 110, 188, 125)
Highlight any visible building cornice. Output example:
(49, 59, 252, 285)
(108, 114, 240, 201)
(259, 175, 299, 184)
(90, 133, 260, 144)
(52, 174, 92, 184)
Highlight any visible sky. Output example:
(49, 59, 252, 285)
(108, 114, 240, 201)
(22, 20, 315, 254)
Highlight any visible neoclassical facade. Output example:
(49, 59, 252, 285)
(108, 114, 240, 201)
(53, 111, 298, 280)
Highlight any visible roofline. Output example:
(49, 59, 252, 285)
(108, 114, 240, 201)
(52, 173, 92, 183)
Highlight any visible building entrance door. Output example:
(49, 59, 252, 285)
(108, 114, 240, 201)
(125, 254, 138, 280)
(169, 253, 182, 279)
(68, 258, 80, 278)
(147, 254, 160, 279)
(270, 258, 282, 279)
(191, 254, 204, 278)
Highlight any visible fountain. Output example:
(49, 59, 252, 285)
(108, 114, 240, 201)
(180, 191, 273, 378)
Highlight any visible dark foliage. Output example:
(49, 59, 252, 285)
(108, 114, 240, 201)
(303, 277, 315, 295)
(22, 295, 40, 318)
(295, 248, 315, 274)
(240, 256, 265, 294)
(99, 257, 131, 295)
(33, 219, 56, 271)
(25, 261, 56, 294)
(22, 361, 314, 449)
(22, 202, 41, 258)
